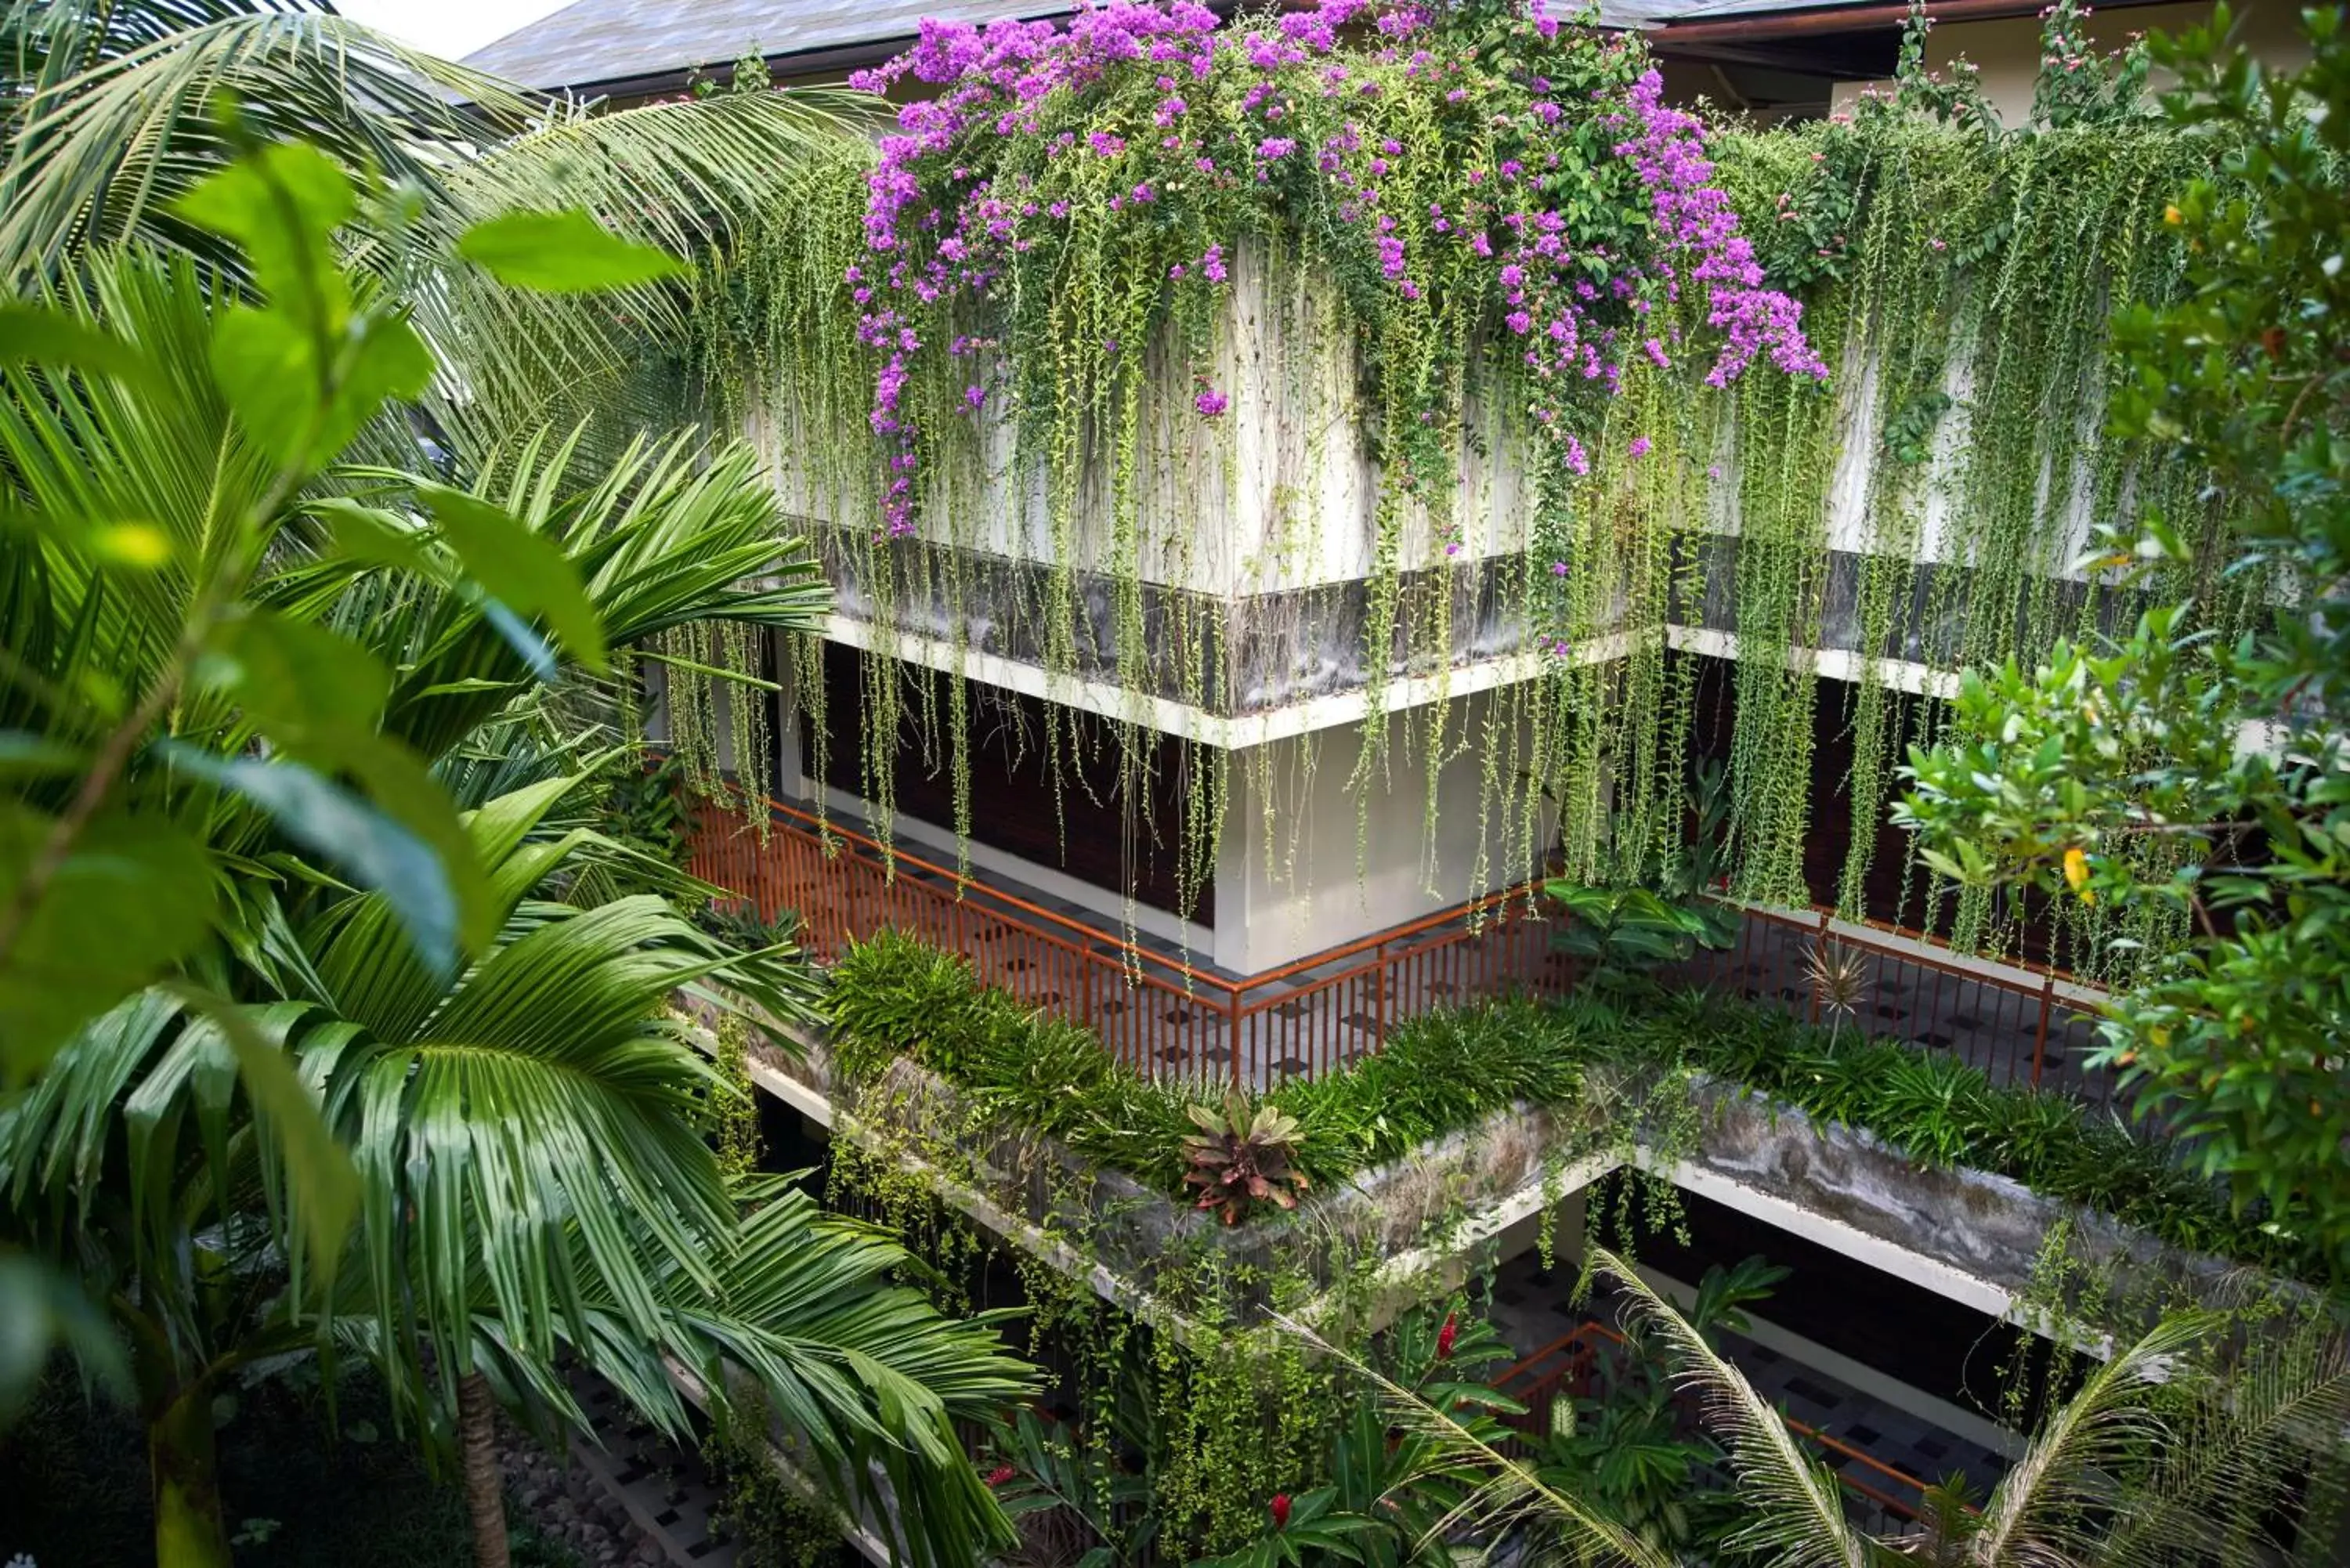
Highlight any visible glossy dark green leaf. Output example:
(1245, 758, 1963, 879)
(421, 483, 607, 672)
(457, 209, 688, 293)
(163, 746, 459, 978)
(0, 806, 217, 1076)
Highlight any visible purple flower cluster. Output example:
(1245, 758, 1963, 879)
(847, 0, 1820, 540)
(1614, 70, 1828, 387)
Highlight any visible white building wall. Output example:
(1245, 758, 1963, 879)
(1212, 693, 1540, 973)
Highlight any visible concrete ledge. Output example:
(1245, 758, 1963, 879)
(676, 994, 2283, 1349)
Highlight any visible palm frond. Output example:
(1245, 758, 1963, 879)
(0, 2, 537, 284)
(1593, 1249, 1870, 1568)
(260, 427, 830, 762)
(410, 89, 881, 456)
(1270, 1310, 1676, 1568)
(1969, 1309, 2216, 1568)
(2088, 1318, 2350, 1568)
(341, 1176, 1036, 1568)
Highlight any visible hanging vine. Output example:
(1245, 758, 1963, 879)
(672, 0, 2240, 984)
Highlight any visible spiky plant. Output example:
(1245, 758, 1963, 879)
(1802, 939, 1871, 1051)
(1182, 1095, 1311, 1224)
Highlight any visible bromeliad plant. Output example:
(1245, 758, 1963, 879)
(1184, 1095, 1313, 1224)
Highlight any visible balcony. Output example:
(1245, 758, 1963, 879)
(686, 795, 2113, 1102)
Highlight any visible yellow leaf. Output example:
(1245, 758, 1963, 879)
(90, 522, 172, 569)
(2063, 846, 2092, 894)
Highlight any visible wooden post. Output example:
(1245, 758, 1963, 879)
(2030, 973, 2055, 1089)
(1229, 988, 1243, 1094)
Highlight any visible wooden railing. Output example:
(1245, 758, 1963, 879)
(686, 792, 2108, 1099)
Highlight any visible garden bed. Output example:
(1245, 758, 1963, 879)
(682, 930, 2310, 1333)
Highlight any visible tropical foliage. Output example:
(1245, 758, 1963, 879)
(0, 7, 1043, 1565)
(2, 0, 874, 453)
(1339, 1251, 2350, 1568)
(823, 927, 2293, 1273)
(1183, 1096, 1311, 1225)
(1898, 5, 2350, 1279)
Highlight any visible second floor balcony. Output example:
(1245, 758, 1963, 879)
(686, 790, 2117, 1106)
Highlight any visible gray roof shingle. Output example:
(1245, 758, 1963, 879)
(460, 0, 1846, 95)
(463, 0, 1079, 93)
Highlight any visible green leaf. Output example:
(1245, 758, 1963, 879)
(421, 483, 607, 672)
(173, 142, 357, 323)
(163, 746, 461, 979)
(0, 303, 158, 387)
(312, 497, 444, 577)
(0, 806, 217, 1077)
(178, 988, 361, 1290)
(457, 209, 688, 293)
(201, 609, 392, 739)
(210, 305, 322, 468)
(212, 305, 431, 469)
(317, 732, 494, 953)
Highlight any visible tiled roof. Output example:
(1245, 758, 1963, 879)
(465, 0, 1101, 92)
(461, 0, 1850, 94)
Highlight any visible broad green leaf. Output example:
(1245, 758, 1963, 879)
(330, 313, 435, 450)
(201, 609, 393, 739)
(0, 806, 217, 1076)
(0, 303, 158, 386)
(164, 746, 460, 978)
(210, 305, 322, 468)
(457, 209, 688, 293)
(421, 483, 607, 672)
(173, 142, 357, 328)
(212, 305, 431, 469)
(313, 497, 443, 577)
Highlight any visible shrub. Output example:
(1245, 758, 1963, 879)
(819, 930, 2298, 1273)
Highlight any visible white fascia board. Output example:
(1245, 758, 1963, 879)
(822, 612, 1625, 746)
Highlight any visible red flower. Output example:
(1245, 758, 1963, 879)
(1270, 1493, 1292, 1529)
(985, 1465, 1016, 1487)
(1436, 1312, 1459, 1360)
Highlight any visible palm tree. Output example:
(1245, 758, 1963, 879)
(1319, 1249, 2350, 1566)
(0, 246, 1027, 1564)
(2, 0, 876, 454)
(4, 791, 1032, 1568)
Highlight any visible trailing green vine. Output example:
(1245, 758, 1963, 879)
(675, 0, 2242, 985)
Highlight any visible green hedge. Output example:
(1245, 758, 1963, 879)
(824, 930, 2302, 1277)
